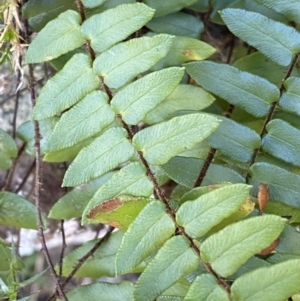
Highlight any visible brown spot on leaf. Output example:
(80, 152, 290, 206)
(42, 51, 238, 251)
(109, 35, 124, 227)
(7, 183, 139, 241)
(109, 221, 121, 228)
(258, 183, 269, 213)
(86, 198, 122, 219)
(257, 238, 280, 255)
(184, 49, 193, 57)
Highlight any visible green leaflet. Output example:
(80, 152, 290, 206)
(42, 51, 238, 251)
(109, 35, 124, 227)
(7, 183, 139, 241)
(82, 0, 106, 9)
(63, 127, 135, 187)
(159, 279, 191, 300)
(25, 10, 85, 63)
(82, 162, 154, 225)
(48, 172, 114, 219)
(220, 9, 300, 66)
(146, 12, 203, 39)
(116, 201, 175, 275)
(145, 84, 215, 124)
(279, 77, 300, 115)
(144, 0, 197, 17)
(184, 274, 229, 301)
(152, 36, 216, 70)
(231, 259, 300, 301)
(45, 91, 115, 152)
(111, 67, 184, 125)
(0, 192, 38, 229)
(275, 225, 300, 255)
(0, 129, 17, 170)
(262, 119, 300, 166)
(64, 281, 133, 301)
(162, 156, 244, 189)
(176, 184, 251, 238)
(206, 116, 261, 163)
(200, 215, 286, 277)
(85, 196, 151, 230)
(81, 3, 154, 53)
(249, 162, 300, 208)
(32, 54, 99, 120)
(0, 241, 24, 272)
(132, 113, 220, 165)
(93, 35, 173, 90)
(255, 0, 300, 24)
(185, 61, 279, 117)
(60, 231, 125, 278)
(134, 236, 199, 301)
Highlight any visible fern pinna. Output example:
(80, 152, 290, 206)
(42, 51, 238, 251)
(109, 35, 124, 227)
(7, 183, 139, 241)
(19, 0, 300, 300)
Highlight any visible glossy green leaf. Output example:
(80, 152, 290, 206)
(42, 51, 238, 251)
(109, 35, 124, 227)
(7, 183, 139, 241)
(45, 91, 114, 151)
(82, 162, 154, 225)
(134, 236, 199, 301)
(262, 119, 300, 166)
(111, 67, 184, 125)
(0, 129, 17, 170)
(25, 10, 85, 63)
(185, 61, 279, 117)
(48, 173, 114, 219)
(162, 156, 244, 188)
(152, 36, 216, 70)
(65, 281, 134, 301)
(231, 259, 300, 301)
(86, 0, 135, 16)
(63, 127, 135, 187)
(116, 201, 175, 275)
(82, 0, 106, 8)
(275, 225, 300, 255)
(184, 274, 230, 301)
(93, 35, 173, 90)
(255, 0, 300, 24)
(145, 84, 215, 124)
(81, 3, 154, 53)
(200, 215, 286, 277)
(220, 9, 300, 66)
(133, 114, 220, 165)
(206, 116, 261, 163)
(60, 231, 124, 278)
(188, 0, 210, 12)
(85, 196, 151, 229)
(249, 162, 300, 208)
(33, 54, 99, 120)
(209, 0, 237, 24)
(0, 192, 38, 229)
(279, 77, 300, 115)
(146, 12, 203, 38)
(22, 0, 77, 32)
(144, 0, 197, 17)
(177, 184, 251, 238)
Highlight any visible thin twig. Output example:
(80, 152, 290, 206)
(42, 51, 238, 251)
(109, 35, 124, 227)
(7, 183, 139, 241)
(58, 220, 66, 278)
(14, 160, 35, 193)
(23, 17, 68, 301)
(245, 54, 299, 181)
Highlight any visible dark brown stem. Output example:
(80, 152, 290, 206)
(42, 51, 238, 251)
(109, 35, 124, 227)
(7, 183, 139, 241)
(58, 220, 66, 278)
(246, 54, 299, 182)
(14, 160, 35, 193)
(24, 18, 68, 301)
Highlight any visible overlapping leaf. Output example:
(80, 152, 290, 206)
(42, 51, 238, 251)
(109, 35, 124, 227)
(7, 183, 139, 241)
(81, 3, 154, 53)
(279, 77, 300, 115)
(93, 35, 173, 89)
(146, 12, 203, 38)
(185, 61, 279, 117)
(25, 10, 85, 63)
(45, 91, 115, 151)
(116, 201, 175, 275)
(33, 54, 99, 120)
(162, 156, 244, 188)
(145, 84, 215, 124)
(82, 0, 107, 9)
(249, 162, 300, 208)
(82, 162, 154, 225)
(0, 129, 17, 170)
(176, 184, 251, 238)
(184, 274, 229, 301)
(133, 113, 220, 165)
(200, 215, 286, 277)
(262, 119, 300, 166)
(111, 67, 184, 125)
(231, 259, 300, 301)
(220, 9, 300, 66)
(206, 116, 261, 163)
(63, 127, 135, 187)
(48, 173, 114, 219)
(134, 236, 199, 301)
